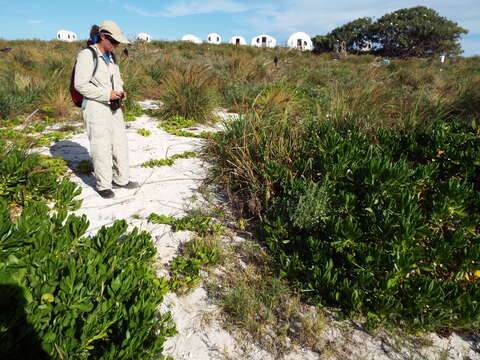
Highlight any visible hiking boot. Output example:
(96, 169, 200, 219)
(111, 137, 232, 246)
(112, 181, 139, 189)
(98, 189, 115, 199)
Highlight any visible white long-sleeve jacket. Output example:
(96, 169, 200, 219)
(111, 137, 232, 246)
(74, 45, 124, 105)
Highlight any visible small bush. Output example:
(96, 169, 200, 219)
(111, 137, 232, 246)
(0, 146, 80, 210)
(159, 64, 218, 124)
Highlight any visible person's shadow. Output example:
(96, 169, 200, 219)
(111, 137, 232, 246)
(50, 140, 96, 189)
(0, 284, 50, 360)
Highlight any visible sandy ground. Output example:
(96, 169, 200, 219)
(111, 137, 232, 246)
(38, 101, 480, 360)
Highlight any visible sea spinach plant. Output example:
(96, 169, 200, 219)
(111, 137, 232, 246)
(0, 147, 81, 210)
(210, 111, 480, 331)
(0, 142, 176, 359)
(0, 203, 175, 359)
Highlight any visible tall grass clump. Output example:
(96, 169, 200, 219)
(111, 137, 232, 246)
(209, 90, 480, 331)
(159, 64, 218, 124)
(0, 72, 41, 119)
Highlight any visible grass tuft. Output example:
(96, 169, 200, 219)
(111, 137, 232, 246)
(159, 64, 218, 124)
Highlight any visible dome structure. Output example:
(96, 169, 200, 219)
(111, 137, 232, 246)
(287, 32, 313, 51)
(56, 30, 77, 42)
(136, 32, 152, 42)
(207, 33, 221, 44)
(229, 36, 247, 45)
(358, 41, 373, 52)
(181, 34, 202, 44)
(251, 34, 276, 48)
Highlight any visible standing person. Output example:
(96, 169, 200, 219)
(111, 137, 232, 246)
(74, 20, 138, 198)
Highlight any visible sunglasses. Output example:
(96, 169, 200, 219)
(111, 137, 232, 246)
(105, 35, 120, 46)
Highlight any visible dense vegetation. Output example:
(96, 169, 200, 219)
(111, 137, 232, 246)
(211, 114, 480, 331)
(204, 46, 480, 330)
(0, 146, 175, 359)
(313, 6, 468, 57)
(0, 38, 479, 345)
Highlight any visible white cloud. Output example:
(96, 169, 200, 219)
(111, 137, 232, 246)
(124, 1, 268, 18)
(27, 19, 44, 24)
(239, 0, 479, 37)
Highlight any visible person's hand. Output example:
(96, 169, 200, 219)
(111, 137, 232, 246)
(110, 90, 124, 101)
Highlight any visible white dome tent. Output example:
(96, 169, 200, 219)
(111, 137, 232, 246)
(56, 30, 77, 42)
(229, 35, 247, 45)
(136, 33, 152, 42)
(287, 32, 313, 51)
(251, 34, 276, 48)
(181, 34, 202, 44)
(358, 41, 373, 52)
(207, 33, 221, 44)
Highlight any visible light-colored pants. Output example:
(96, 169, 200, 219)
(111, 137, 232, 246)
(82, 100, 129, 191)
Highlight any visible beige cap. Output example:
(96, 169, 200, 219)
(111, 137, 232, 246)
(99, 20, 129, 44)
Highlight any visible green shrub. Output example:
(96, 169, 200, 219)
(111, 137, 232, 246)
(159, 64, 218, 124)
(154, 115, 215, 138)
(0, 141, 175, 359)
(0, 147, 80, 210)
(0, 202, 175, 359)
(168, 236, 224, 292)
(210, 112, 480, 331)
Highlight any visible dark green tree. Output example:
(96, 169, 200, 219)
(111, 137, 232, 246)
(328, 17, 374, 52)
(313, 18, 373, 54)
(312, 35, 332, 53)
(370, 6, 468, 57)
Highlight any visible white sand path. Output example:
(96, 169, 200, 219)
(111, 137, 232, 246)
(38, 102, 300, 359)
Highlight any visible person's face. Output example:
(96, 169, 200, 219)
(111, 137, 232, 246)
(101, 34, 120, 52)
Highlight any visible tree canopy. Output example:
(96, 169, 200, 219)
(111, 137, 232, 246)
(313, 6, 468, 57)
(328, 17, 374, 53)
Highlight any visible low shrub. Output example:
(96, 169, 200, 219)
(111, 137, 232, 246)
(210, 112, 480, 331)
(148, 213, 222, 237)
(168, 235, 224, 292)
(0, 142, 175, 359)
(0, 141, 175, 359)
(0, 147, 80, 210)
(154, 115, 215, 138)
(0, 203, 175, 358)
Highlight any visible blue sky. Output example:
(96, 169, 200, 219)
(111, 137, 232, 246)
(0, 0, 478, 56)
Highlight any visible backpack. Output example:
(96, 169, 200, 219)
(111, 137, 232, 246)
(69, 47, 117, 107)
